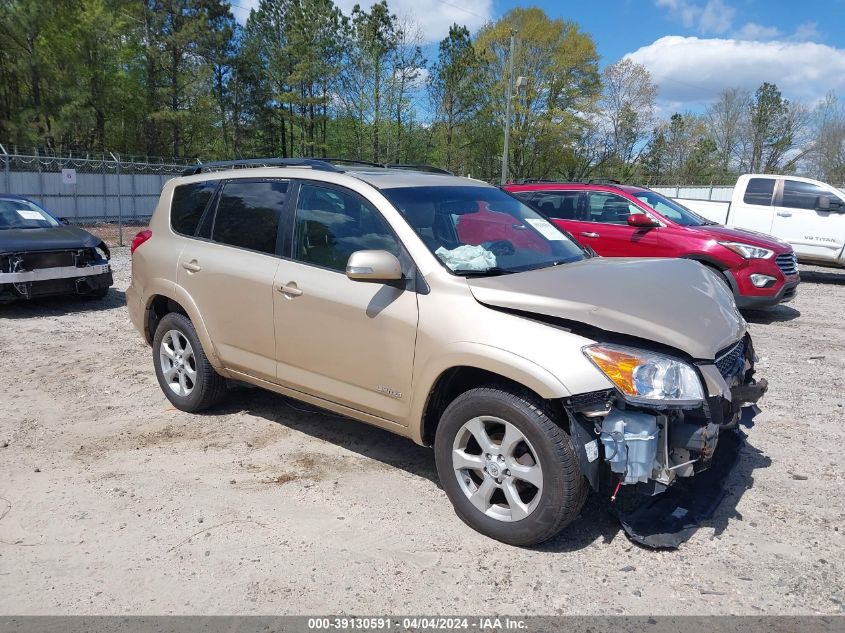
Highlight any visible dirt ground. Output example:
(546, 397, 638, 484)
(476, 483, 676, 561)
(1, 248, 843, 615)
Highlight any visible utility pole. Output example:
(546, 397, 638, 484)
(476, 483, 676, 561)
(500, 31, 516, 185)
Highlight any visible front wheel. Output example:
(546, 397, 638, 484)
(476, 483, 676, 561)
(434, 386, 588, 546)
(152, 312, 227, 412)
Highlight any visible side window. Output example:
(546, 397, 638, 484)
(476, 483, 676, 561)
(586, 192, 643, 225)
(782, 180, 831, 210)
(532, 192, 584, 220)
(211, 180, 288, 255)
(293, 183, 400, 272)
(742, 178, 775, 206)
(170, 181, 217, 236)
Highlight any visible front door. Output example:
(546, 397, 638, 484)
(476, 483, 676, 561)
(177, 179, 289, 381)
(578, 191, 664, 257)
(771, 178, 845, 262)
(273, 182, 419, 422)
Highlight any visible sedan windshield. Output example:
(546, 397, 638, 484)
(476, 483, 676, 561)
(0, 198, 59, 230)
(629, 190, 713, 227)
(382, 186, 586, 275)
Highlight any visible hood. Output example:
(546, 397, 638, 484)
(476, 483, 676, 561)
(468, 257, 745, 360)
(0, 225, 105, 254)
(690, 224, 792, 252)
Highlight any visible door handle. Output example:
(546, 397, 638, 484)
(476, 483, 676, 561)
(182, 260, 202, 273)
(580, 231, 600, 238)
(776, 211, 792, 217)
(278, 283, 302, 297)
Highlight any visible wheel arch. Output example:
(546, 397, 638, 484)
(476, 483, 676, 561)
(144, 288, 223, 369)
(682, 253, 729, 272)
(414, 352, 571, 447)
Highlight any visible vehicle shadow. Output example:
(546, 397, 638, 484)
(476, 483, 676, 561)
(0, 288, 126, 319)
(799, 267, 845, 285)
(217, 386, 439, 484)
(742, 304, 800, 324)
(698, 431, 772, 537)
(216, 387, 770, 553)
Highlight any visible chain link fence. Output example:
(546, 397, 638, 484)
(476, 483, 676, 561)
(0, 145, 194, 245)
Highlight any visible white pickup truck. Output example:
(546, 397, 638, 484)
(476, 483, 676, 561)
(675, 174, 845, 268)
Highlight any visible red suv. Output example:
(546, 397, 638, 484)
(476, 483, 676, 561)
(501, 182, 799, 310)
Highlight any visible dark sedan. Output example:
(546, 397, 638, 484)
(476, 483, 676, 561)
(0, 195, 113, 302)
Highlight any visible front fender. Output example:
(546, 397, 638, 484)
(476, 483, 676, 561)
(408, 341, 572, 445)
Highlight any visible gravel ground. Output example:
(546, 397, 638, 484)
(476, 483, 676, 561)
(0, 249, 843, 615)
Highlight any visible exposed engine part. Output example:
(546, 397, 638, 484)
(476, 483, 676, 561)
(600, 409, 659, 485)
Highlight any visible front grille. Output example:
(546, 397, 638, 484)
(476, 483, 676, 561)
(776, 252, 798, 276)
(715, 339, 745, 379)
(568, 389, 614, 410)
(2, 249, 98, 272)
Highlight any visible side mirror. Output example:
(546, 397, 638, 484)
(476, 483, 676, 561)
(58, 217, 70, 225)
(627, 213, 659, 228)
(817, 195, 831, 211)
(346, 250, 403, 283)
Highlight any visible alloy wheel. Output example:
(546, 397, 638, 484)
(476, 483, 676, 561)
(451, 416, 544, 522)
(159, 329, 197, 397)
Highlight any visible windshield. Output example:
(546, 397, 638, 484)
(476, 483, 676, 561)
(0, 198, 59, 230)
(382, 186, 586, 275)
(629, 190, 712, 226)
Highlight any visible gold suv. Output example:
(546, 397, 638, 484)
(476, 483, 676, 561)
(128, 158, 767, 545)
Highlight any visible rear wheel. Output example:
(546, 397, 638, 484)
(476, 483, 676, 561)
(434, 386, 588, 546)
(153, 312, 227, 412)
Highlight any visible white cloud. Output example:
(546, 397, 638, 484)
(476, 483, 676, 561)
(697, 0, 734, 34)
(626, 35, 845, 107)
(732, 22, 780, 41)
(231, 0, 493, 43)
(792, 21, 821, 42)
(655, 0, 735, 34)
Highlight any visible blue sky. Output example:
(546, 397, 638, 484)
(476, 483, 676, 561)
(233, 0, 845, 112)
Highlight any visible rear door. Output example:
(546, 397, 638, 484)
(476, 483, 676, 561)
(771, 178, 845, 262)
(728, 177, 775, 233)
(177, 179, 288, 382)
(272, 181, 419, 422)
(526, 189, 605, 251)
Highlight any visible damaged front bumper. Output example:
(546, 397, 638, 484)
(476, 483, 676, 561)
(0, 246, 113, 301)
(566, 333, 766, 496)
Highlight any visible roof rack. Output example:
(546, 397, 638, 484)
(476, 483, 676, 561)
(319, 157, 385, 168)
(587, 178, 622, 185)
(385, 164, 454, 175)
(182, 158, 341, 176)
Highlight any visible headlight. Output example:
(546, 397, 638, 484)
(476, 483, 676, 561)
(718, 241, 774, 259)
(583, 344, 704, 406)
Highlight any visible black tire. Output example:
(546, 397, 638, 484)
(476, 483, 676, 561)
(434, 386, 588, 546)
(152, 312, 227, 412)
(703, 262, 732, 289)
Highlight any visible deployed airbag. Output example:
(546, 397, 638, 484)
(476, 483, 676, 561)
(435, 244, 496, 271)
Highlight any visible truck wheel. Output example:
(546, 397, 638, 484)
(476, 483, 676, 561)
(434, 386, 588, 546)
(152, 312, 227, 412)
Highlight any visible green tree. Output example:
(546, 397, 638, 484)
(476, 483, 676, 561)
(475, 7, 600, 181)
(343, 1, 399, 162)
(749, 82, 807, 173)
(429, 24, 485, 173)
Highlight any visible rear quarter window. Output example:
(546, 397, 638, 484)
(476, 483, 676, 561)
(742, 178, 775, 206)
(170, 181, 218, 236)
(211, 180, 289, 255)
